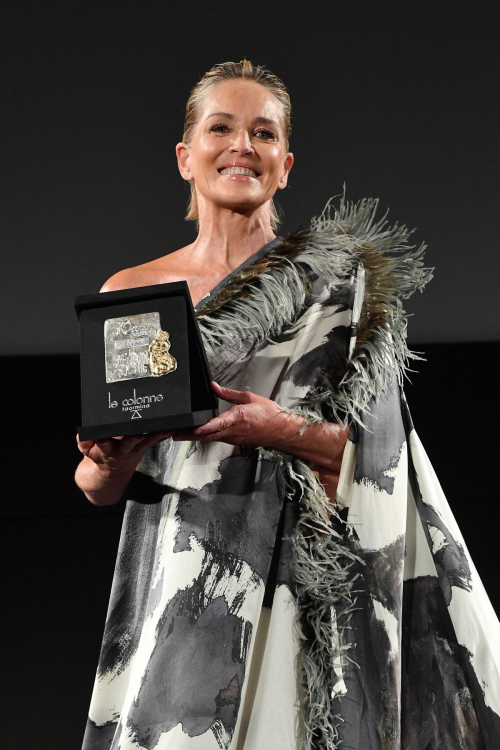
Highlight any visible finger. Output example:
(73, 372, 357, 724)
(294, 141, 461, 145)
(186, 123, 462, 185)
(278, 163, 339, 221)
(142, 431, 175, 447)
(150, 430, 175, 440)
(192, 411, 237, 435)
(77, 438, 95, 455)
(211, 381, 253, 404)
(172, 425, 237, 442)
(171, 431, 197, 442)
(77, 434, 94, 447)
(194, 429, 242, 444)
(120, 434, 151, 449)
(94, 438, 115, 453)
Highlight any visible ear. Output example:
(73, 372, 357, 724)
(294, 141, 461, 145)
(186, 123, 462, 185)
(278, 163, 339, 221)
(278, 152, 294, 189)
(176, 142, 192, 181)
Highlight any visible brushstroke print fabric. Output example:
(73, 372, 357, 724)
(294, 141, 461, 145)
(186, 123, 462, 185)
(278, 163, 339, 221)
(82, 195, 500, 750)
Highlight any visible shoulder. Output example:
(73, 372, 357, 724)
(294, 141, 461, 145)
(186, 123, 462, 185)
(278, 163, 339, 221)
(99, 246, 192, 293)
(99, 257, 174, 293)
(100, 267, 137, 293)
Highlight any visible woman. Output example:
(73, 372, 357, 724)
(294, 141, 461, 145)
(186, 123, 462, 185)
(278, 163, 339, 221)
(76, 61, 500, 750)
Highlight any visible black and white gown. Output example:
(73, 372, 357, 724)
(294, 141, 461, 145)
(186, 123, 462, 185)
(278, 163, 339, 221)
(82, 194, 500, 750)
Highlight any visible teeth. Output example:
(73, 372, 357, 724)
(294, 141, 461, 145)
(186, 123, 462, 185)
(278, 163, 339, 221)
(220, 167, 257, 177)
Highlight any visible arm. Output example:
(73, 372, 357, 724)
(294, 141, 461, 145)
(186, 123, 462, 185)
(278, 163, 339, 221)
(75, 453, 136, 506)
(271, 414, 347, 504)
(75, 432, 174, 505)
(171, 382, 348, 504)
(271, 412, 347, 472)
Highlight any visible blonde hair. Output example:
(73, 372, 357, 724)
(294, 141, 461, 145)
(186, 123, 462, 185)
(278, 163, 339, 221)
(182, 60, 292, 231)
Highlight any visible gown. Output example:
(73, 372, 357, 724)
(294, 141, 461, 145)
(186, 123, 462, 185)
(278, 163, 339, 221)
(82, 192, 500, 750)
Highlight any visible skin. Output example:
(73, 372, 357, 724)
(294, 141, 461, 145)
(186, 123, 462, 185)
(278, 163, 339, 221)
(75, 78, 348, 506)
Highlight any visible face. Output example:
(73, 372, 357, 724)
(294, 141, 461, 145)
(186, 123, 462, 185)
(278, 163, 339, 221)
(176, 79, 294, 218)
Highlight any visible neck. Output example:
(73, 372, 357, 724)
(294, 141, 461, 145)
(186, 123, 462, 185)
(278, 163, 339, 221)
(189, 200, 277, 271)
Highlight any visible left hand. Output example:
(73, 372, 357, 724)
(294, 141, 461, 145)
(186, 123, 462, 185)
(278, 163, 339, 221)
(170, 381, 300, 449)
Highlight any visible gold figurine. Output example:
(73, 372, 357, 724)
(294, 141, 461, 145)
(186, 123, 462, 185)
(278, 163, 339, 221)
(148, 330, 177, 376)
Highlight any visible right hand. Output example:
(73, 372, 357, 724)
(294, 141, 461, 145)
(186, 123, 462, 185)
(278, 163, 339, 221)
(76, 431, 174, 473)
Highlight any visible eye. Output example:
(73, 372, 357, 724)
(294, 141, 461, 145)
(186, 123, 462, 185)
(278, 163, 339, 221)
(209, 123, 230, 134)
(255, 129, 277, 140)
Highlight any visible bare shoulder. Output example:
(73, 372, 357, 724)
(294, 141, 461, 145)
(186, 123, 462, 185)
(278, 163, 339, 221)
(100, 267, 138, 293)
(100, 249, 190, 293)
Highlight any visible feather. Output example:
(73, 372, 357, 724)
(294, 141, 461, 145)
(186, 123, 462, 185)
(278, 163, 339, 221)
(196, 186, 433, 748)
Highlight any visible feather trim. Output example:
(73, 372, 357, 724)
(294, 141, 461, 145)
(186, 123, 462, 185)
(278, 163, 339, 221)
(196, 228, 353, 358)
(196, 187, 433, 749)
(197, 186, 432, 430)
(259, 446, 364, 749)
(305, 187, 433, 428)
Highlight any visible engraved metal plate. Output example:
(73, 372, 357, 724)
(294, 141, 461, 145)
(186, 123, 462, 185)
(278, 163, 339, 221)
(105, 312, 162, 383)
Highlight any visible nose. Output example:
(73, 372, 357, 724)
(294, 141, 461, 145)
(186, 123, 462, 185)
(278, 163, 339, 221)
(229, 128, 254, 155)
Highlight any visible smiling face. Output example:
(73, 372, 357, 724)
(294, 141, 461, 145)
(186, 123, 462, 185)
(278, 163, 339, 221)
(176, 79, 293, 223)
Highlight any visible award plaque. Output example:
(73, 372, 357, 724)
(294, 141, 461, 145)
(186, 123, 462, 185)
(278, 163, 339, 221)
(75, 281, 219, 441)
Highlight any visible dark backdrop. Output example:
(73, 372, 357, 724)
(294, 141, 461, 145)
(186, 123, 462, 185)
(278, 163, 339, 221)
(2, 2, 500, 353)
(1, 2, 499, 748)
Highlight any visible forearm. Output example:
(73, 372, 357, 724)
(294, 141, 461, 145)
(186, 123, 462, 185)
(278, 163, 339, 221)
(75, 455, 136, 506)
(271, 413, 347, 504)
(273, 412, 346, 469)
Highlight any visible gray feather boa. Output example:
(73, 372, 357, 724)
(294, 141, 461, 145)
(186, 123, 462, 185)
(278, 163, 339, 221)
(196, 187, 433, 749)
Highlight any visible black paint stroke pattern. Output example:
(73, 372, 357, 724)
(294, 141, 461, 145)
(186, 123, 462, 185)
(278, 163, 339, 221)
(174, 454, 282, 581)
(127, 559, 253, 747)
(400, 575, 500, 749)
(82, 245, 500, 750)
(353, 383, 407, 495)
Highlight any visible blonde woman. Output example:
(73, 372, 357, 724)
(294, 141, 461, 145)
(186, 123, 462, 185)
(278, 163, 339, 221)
(77, 61, 500, 750)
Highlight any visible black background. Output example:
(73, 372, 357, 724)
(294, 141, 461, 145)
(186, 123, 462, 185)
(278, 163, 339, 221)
(1, 2, 499, 748)
(2, 2, 500, 354)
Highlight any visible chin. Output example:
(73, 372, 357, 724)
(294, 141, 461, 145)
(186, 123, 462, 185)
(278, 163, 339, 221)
(213, 190, 267, 211)
(219, 199, 266, 214)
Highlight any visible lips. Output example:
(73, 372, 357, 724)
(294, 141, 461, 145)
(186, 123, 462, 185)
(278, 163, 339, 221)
(218, 162, 260, 178)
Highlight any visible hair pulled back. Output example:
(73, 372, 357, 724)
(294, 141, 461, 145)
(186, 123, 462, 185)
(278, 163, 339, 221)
(182, 60, 292, 230)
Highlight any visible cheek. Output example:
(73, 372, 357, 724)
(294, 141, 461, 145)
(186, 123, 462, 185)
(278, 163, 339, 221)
(262, 146, 285, 182)
(193, 137, 221, 173)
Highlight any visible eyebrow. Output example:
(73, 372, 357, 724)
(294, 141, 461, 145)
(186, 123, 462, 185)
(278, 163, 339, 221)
(205, 112, 279, 128)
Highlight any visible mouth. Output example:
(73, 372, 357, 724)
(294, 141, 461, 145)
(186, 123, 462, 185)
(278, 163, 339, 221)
(218, 164, 260, 179)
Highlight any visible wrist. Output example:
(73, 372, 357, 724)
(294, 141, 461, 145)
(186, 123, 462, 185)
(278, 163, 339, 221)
(94, 456, 139, 485)
(272, 409, 309, 453)
(77, 454, 137, 493)
(80, 461, 134, 506)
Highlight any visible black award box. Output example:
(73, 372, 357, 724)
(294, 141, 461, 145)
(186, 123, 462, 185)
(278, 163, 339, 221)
(75, 281, 219, 441)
